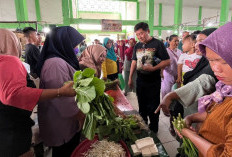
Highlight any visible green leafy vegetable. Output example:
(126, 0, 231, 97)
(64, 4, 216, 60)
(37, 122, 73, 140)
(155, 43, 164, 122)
(90, 77, 105, 96)
(78, 102, 90, 114)
(75, 86, 96, 103)
(79, 78, 93, 87)
(72, 68, 138, 142)
(82, 68, 95, 78)
(173, 113, 198, 157)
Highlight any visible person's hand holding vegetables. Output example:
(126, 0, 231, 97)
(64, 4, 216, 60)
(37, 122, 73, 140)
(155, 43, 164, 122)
(172, 114, 198, 157)
(155, 92, 180, 116)
(59, 81, 76, 97)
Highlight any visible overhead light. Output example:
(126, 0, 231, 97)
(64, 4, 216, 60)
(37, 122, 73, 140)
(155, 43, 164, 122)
(159, 36, 162, 39)
(207, 23, 213, 27)
(79, 24, 102, 30)
(43, 27, 51, 33)
(167, 30, 171, 33)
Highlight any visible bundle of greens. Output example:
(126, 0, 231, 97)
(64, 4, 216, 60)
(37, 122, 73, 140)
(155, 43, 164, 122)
(73, 68, 137, 143)
(172, 113, 198, 157)
(104, 79, 119, 91)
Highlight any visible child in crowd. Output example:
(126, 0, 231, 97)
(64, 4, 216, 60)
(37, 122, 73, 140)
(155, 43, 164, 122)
(176, 34, 201, 86)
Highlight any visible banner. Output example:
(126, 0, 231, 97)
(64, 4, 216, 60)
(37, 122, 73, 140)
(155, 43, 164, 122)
(101, 19, 122, 32)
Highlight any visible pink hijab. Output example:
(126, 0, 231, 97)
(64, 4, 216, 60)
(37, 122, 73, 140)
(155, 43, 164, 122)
(79, 45, 106, 77)
(0, 29, 21, 57)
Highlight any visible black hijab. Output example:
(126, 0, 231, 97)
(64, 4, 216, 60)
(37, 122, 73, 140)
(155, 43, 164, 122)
(36, 26, 84, 77)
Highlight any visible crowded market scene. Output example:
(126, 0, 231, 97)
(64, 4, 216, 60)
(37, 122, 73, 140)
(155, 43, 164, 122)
(0, 0, 232, 156)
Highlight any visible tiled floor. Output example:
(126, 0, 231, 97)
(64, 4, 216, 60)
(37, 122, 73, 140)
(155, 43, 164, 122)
(126, 92, 179, 157)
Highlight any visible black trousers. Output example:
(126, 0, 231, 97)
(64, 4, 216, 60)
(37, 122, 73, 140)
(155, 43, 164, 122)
(52, 132, 81, 157)
(136, 78, 161, 133)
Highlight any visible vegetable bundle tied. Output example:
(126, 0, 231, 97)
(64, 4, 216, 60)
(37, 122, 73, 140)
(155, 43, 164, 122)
(172, 113, 198, 157)
(73, 68, 137, 142)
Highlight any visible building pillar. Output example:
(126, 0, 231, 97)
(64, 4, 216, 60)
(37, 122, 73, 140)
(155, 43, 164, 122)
(220, 0, 230, 26)
(146, 0, 154, 36)
(35, 0, 42, 31)
(62, 0, 71, 25)
(174, 0, 182, 34)
(14, 0, 28, 21)
(158, 3, 162, 37)
(137, 1, 140, 20)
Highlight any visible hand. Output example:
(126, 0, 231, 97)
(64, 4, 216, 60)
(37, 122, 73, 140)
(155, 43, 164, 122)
(155, 95, 172, 116)
(77, 110, 86, 129)
(184, 115, 194, 128)
(128, 78, 133, 89)
(142, 64, 155, 72)
(102, 77, 107, 81)
(175, 127, 183, 139)
(60, 81, 76, 97)
(161, 72, 164, 78)
(177, 128, 197, 139)
(176, 77, 182, 83)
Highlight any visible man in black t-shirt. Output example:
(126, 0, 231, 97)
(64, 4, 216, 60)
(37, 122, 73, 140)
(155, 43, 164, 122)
(23, 27, 40, 78)
(128, 22, 170, 133)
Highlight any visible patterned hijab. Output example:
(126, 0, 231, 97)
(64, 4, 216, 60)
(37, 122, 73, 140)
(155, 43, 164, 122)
(198, 22, 232, 113)
(79, 45, 106, 78)
(0, 29, 21, 57)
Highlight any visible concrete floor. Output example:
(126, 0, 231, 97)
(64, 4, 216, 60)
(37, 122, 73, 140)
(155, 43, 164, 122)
(125, 92, 179, 157)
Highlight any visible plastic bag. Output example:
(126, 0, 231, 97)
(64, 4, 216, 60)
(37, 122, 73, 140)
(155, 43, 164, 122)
(118, 73, 125, 90)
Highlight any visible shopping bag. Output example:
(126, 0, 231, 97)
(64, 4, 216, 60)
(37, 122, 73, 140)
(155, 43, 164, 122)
(118, 73, 125, 90)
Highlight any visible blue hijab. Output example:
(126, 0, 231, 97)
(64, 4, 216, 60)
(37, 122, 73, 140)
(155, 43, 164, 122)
(36, 26, 84, 77)
(103, 37, 117, 62)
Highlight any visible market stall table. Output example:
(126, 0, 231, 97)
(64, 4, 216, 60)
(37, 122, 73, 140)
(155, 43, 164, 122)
(71, 87, 169, 157)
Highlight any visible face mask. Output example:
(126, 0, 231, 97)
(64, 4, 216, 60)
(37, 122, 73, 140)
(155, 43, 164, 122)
(74, 47, 79, 55)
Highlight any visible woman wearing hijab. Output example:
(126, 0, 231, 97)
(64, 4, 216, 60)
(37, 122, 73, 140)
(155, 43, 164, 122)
(102, 37, 118, 81)
(36, 26, 85, 157)
(118, 40, 128, 73)
(0, 29, 76, 157)
(124, 38, 136, 95)
(79, 45, 107, 78)
(176, 22, 232, 156)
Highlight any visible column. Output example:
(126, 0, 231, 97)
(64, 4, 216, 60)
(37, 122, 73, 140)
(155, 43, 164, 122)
(220, 0, 230, 26)
(146, 0, 154, 36)
(35, 0, 42, 30)
(158, 3, 162, 37)
(174, 0, 182, 34)
(14, 0, 28, 21)
(137, 1, 140, 20)
(62, 0, 70, 25)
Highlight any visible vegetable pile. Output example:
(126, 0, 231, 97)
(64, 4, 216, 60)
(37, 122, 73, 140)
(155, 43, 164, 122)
(83, 139, 126, 157)
(172, 113, 198, 157)
(73, 68, 138, 143)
